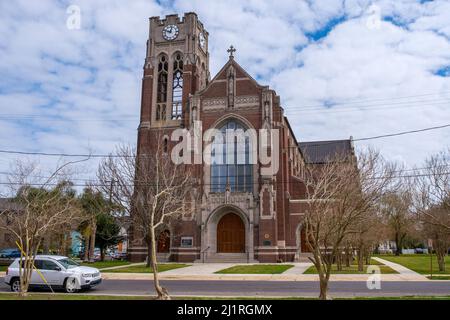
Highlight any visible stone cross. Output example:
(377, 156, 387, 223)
(227, 45, 236, 59)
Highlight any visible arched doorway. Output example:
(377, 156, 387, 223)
(217, 213, 245, 253)
(157, 230, 170, 253)
(300, 226, 309, 252)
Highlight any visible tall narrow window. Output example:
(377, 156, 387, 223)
(163, 137, 168, 153)
(171, 53, 183, 120)
(157, 55, 168, 121)
(210, 120, 253, 193)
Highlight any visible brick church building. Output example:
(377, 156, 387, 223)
(129, 12, 354, 263)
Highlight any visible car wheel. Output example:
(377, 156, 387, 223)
(64, 278, 78, 293)
(10, 278, 20, 293)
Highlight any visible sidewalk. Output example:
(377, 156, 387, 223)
(372, 257, 428, 281)
(98, 262, 145, 271)
(101, 272, 432, 282)
(99, 261, 432, 282)
(0, 260, 433, 282)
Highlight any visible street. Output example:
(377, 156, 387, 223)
(1, 277, 449, 297)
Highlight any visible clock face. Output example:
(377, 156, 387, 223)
(162, 24, 179, 41)
(199, 32, 206, 50)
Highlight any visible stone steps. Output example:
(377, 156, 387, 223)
(203, 253, 249, 263)
(296, 253, 313, 262)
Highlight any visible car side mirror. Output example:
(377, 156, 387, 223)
(55, 266, 62, 271)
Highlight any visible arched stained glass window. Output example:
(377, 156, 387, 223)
(171, 53, 183, 120)
(210, 120, 253, 193)
(156, 54, 168, 121)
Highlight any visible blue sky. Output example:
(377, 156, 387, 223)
(0, 0, 449, 187)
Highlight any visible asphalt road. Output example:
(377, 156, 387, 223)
(1, 277, 449, 297)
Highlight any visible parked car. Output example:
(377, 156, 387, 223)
(0, 248, 21, 259)
(4, 255, 102, 293)
(111, 252, 127, 261)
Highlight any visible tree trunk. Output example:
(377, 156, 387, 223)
(358, 252, 364, 272)
(357, 245, 364, 272)
(150, 227, 170, 300)
(145, 237, 152, 268)
(394, 233, 401, 256)
(100, 246, 105, 262)
(336, 250, 342, 271)
(345, 245, 351, 267)
(89, 222, 96, 262)
(319, 277, 329, 300)
(437, 253, 445, 272)
(43, 237, 50, 255)
(83, 236, 89, 262)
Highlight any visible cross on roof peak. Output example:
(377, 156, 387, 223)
(227, 45, 236, 59)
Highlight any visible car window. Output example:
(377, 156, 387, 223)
(33, 260, 43, 269)
(40, 260, 60, 271)
(57, 258, 79, 269)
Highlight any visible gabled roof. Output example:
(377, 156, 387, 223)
(299, 139, 354, 164)
(196, 57, 265, 96)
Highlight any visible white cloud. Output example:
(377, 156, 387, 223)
(0, 0, 449, 192)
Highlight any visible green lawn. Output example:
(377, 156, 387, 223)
(427, 275, 450, 280)
(80, 260, 131, 270)
(377, 254, 450, 275)
(106, 263, 189, 273)
(215, 264, 294, 274)
(304, 259, 397, 274)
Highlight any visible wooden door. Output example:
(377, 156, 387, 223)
(217, 213, 245, 253)
(300, 226, 311, 253)
(157, 230, 170, 253)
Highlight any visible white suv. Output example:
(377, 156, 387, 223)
(4, 255, 102, 293)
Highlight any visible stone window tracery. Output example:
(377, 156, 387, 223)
(171, 53, 183, 120)
(156, 54, 168, 121)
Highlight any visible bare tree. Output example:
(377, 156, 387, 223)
(422, 205, 450, 272)
(0, 159, 86, 296)
(302, 149, 395, 300)
(412, 148, 450, 271)
(380, 189, 415, 256)
(97, 141, 193, 300)
(414, 149, 450, 231)
(351, 208, 384, 271)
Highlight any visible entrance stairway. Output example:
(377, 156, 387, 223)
(156, 253, 170, 262)
(296, 253, 313, 262)
(202, 253, 250, 263)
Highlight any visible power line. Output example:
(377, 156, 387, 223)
(353, 124, 450, 142)
(0, 123, 449, 157)
(285, 91, 450, 110)
(0, 170, 448, 188)
(1, 92, 450, 123)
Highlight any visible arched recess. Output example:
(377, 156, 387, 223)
(217, 213, 245, 253)
(205, 114, 258, 194)
(157, 229, 170, 253)
(203, 204, 252, 255)
(295, 222, 310, 258)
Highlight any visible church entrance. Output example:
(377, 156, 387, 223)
(157, 230, 170, 253)
(299, 225, 311, 253)
(217, 213, 245, 253)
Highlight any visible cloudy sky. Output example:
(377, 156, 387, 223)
(0, 0, 449, 186)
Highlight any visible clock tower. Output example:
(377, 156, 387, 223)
(139, 12, 210, 133)
(130, 13, 210, 261)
